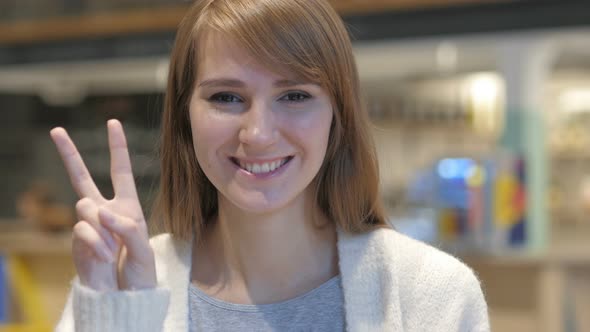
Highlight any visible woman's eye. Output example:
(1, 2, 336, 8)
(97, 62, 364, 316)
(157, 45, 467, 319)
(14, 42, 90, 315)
(209, 93, 242, 104)
(281, 92, 311, 103)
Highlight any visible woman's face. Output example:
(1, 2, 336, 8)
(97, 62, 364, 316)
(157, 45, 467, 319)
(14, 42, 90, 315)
(189, 32, 333, 214)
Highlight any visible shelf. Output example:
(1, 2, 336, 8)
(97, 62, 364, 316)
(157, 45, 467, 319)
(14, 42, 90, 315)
(329, 0, 499, 15)
(460, 239, 590, 267)
(0, 222, 71, 255)
(0, 5, 188, 45)
(0, 0, 505, 45)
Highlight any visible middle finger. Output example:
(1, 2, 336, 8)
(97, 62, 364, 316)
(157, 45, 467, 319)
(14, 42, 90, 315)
(107, 120, 140, 200)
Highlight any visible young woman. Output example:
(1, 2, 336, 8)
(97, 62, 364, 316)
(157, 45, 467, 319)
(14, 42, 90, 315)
(53, 0, 489, 331)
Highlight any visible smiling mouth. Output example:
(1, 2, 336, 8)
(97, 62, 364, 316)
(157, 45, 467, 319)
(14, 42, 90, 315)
(230, 156, 294, 174)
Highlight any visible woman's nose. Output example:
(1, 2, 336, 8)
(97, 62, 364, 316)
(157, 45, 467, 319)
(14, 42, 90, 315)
(238, 102, 278, 148)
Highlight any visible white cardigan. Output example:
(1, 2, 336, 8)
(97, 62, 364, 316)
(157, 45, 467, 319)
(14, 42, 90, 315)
(55, 227, 490, 332)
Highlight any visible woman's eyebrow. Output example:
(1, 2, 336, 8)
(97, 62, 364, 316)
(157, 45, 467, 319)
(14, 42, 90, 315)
(198, 78, 244, 88)
(198, 78, 318, 88)
(274, 79, 317, 87)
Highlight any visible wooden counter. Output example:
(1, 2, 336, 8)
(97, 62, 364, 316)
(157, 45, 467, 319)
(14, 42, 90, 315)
(0, 223, 71, 255)
(1, 221, 589, 331)
(463, 240, 590, 332)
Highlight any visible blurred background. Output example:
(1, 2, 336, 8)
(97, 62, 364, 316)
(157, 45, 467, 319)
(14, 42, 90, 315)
(1, 0, 590, 331)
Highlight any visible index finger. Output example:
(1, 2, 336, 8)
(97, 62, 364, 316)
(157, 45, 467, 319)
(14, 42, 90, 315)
(50, 127, 103, 201)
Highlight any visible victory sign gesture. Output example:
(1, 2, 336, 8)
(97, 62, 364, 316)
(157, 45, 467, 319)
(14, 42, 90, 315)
(50, 119, 157, 292)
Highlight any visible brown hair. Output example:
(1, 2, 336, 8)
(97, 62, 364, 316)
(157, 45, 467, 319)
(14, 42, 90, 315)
(151, 0, 388, 241)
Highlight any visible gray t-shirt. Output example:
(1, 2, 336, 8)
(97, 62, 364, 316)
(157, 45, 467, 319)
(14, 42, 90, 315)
(189, 276, 345, 331)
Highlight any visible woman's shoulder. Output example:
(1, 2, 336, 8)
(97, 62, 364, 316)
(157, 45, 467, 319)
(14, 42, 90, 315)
(388, 228, 484, 305)
(385, 228, 488, 329)
(355, 228, 488, 329)
(372, 227, 473, 271)
(344, 227, 483, 296)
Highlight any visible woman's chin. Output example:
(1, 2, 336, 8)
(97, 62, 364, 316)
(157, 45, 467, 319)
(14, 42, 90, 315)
(233, 198, 287, 215)
(221, 190, 295, 216)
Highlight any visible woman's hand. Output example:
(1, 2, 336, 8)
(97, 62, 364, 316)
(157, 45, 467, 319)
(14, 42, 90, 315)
(50, 119, 156, 292)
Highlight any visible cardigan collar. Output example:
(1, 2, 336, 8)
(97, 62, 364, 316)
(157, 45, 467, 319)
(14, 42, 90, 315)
(160, 227, 402, 331)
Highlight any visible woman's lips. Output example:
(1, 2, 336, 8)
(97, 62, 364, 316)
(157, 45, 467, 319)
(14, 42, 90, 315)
(230, 156, 294, 175)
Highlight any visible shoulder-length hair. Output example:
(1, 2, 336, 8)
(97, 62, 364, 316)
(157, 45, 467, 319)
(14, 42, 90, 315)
(151, 0, 388, 241)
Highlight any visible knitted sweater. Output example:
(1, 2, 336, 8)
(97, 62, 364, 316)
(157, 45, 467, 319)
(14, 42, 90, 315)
(55, 227, 490, 332)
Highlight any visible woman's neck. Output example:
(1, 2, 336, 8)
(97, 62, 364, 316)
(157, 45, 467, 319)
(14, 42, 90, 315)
(191, 191, 339, 304)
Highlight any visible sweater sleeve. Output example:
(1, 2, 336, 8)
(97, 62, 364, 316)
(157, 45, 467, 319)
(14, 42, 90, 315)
(54, 278, 170, 332)
(392, 232, 491, 332)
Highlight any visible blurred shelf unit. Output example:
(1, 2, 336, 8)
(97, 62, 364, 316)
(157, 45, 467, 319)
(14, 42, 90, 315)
(545, 69, 590, 231)
(364, 72, 504, 137)
(0, 5, 188, 45)
(0, 0, 506, 21)
(0, 0, 542, 45)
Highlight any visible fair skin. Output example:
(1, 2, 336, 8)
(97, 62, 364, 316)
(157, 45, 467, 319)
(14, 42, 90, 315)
(190, 32, 338, 304)
(49, 31, 338, 304)
(50, 120, 156, 291)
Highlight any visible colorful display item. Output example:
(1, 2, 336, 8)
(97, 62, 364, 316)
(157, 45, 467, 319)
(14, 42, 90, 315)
(403, 152, 527, 252)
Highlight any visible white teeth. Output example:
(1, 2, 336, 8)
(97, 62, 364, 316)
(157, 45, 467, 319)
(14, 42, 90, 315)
(237, 158, 289, 174)
(261, 163, 270, 173)
(252, 164, 261, 173)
